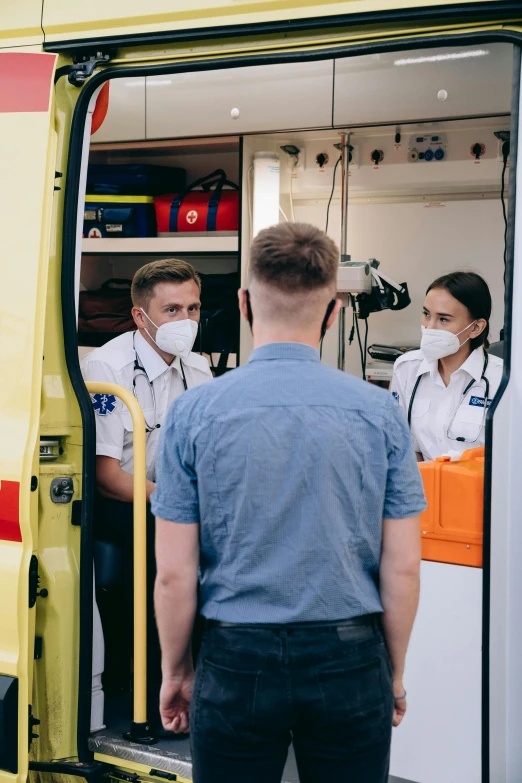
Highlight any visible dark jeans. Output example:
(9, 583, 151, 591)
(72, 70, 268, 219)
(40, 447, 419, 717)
(190, 617, 394, 783)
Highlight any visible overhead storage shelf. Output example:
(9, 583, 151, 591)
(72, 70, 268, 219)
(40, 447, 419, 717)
(82, 236, 238, 254)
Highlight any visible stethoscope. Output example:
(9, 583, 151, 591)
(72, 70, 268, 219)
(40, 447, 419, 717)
(132, 334, 188, 433)
(407, 351, 490, 444)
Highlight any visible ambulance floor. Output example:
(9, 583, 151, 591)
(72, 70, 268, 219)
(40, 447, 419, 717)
(88, 694, 414, 782)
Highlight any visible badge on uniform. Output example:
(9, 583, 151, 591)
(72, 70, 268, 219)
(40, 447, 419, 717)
(469, 396, 492, 408)
(92, 393, 117, 415)
(391, 391, 400, 403)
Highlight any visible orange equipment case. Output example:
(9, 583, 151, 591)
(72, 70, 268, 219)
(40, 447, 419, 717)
(418, 447, 485, 568)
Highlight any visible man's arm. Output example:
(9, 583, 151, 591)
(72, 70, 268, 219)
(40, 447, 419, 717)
(380, 515, 421, 727)
(96, 456, 156, 503)
(154, 517, 199, 733)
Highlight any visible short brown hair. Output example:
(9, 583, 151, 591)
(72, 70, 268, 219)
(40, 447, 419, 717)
(249, 223, 339, 292)
(131, 258, 201, 309)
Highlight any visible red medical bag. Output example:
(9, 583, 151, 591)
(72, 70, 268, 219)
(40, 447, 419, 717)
(154, 169, 239, 234)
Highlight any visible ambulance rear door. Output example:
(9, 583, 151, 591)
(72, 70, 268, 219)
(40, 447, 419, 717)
(0, 50, 57, 782)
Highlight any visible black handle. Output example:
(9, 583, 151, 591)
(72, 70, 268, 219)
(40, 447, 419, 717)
(149, 770, 177, 781)
(173, 169, 238, 206)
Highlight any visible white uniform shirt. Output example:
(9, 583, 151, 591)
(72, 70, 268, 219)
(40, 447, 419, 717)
(81, 331, 212, 481)
(390, 347, 503, 461)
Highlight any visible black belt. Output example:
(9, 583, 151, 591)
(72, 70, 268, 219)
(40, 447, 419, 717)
(205, 613, 380, 631)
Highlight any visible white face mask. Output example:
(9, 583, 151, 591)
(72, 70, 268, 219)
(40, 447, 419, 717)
(140, 309, 198, 359)
(420, 322, 476, 363)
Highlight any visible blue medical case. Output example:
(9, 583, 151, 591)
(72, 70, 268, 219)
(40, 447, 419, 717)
(86, 164, 186, 196)
(83, 195, 156, 238)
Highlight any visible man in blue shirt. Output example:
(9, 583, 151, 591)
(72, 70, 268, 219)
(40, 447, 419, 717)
(152, 223, 426, 782)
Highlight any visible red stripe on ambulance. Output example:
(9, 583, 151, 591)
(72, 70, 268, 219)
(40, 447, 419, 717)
(0, 53, 55, 113)
(0, 480, 22, 542)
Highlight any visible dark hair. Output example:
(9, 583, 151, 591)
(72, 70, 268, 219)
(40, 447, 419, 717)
(249, 222, 339, 292)
(131, 258, 201, 309)
(427, 271, 492, 350)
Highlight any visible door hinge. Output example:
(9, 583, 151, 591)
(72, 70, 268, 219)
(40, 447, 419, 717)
(55, 51, 112, 87)
(29, 556, 48, 609)
(51, 477, 74, 504)
(28, 706, 40, 747)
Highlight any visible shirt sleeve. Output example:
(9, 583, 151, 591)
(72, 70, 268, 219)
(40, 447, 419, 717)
(80, 359, 126, 462)
(383, 395, 427, 519)
(151, 400, 200, 524)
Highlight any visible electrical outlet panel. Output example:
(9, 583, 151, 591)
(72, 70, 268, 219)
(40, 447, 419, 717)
(349, 144, 360, 170)
(496, 138, 510, 163)
(285, 148, 306, 173)
(408, 133, 447, 163)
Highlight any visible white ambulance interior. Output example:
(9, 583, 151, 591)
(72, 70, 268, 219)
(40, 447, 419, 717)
(77, 42, 514, 783)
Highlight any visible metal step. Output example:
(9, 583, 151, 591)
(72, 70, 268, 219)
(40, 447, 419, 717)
(89, 731, 417, 783)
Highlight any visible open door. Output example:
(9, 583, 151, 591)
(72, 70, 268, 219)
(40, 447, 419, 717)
(0, 51, 57, 781)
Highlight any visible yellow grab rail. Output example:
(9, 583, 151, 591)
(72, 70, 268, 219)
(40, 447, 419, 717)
(85, 382, 150, 738)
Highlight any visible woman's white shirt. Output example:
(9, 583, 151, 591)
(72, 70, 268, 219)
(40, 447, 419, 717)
(390, 347, 503, 461)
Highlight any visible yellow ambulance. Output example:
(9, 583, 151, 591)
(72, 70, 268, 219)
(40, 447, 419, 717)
(1, 2, 521, 782)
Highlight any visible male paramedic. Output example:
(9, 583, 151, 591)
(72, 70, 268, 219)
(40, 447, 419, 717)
(152, 223, 426, 782)
(81, 258, 212, 730)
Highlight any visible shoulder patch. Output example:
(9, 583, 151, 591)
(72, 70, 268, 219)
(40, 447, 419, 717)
(92, 393, 117, 416)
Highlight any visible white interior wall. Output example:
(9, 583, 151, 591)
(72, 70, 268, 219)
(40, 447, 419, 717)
(296, 200, 505, 376)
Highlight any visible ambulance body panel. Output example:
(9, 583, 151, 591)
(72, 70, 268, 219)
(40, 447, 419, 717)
(41, 0, 502, 46)
(0, 2, 520, 782)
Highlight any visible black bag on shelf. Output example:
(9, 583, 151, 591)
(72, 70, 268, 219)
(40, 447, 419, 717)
(86, 164, 186, 196)
(197, 273, 240, 374)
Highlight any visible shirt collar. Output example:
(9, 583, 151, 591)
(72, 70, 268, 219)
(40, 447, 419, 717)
(459, 347, 487, 382)
(416, 346, 486, 382)
(134, 330, 173, 382)
(248, 342, 320, 363)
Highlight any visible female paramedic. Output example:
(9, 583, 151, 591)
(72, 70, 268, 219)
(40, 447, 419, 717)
(390, 271, 503, 462)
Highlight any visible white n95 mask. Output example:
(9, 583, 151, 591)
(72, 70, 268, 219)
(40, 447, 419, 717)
(420, 322, 476, 363)
(141, 309, 198, 359)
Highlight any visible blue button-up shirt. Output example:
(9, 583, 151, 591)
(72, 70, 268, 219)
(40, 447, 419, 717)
(151, 343, 426, 624)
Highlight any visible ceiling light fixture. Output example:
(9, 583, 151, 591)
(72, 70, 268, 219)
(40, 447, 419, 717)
(394, 49, 489, 66)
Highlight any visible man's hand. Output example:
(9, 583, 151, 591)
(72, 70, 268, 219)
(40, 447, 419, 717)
(380, 515, 420, 730)
(160, 668, 195, 733)
(96, 455, 156, 503)
(155, 518, 199, 732)
(392, 680, 407, 727)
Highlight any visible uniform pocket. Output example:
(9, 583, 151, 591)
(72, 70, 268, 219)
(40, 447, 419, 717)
(456, 405, 486, 424)
(410, 398, 430, 419)
(122, 408, 155, 432)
